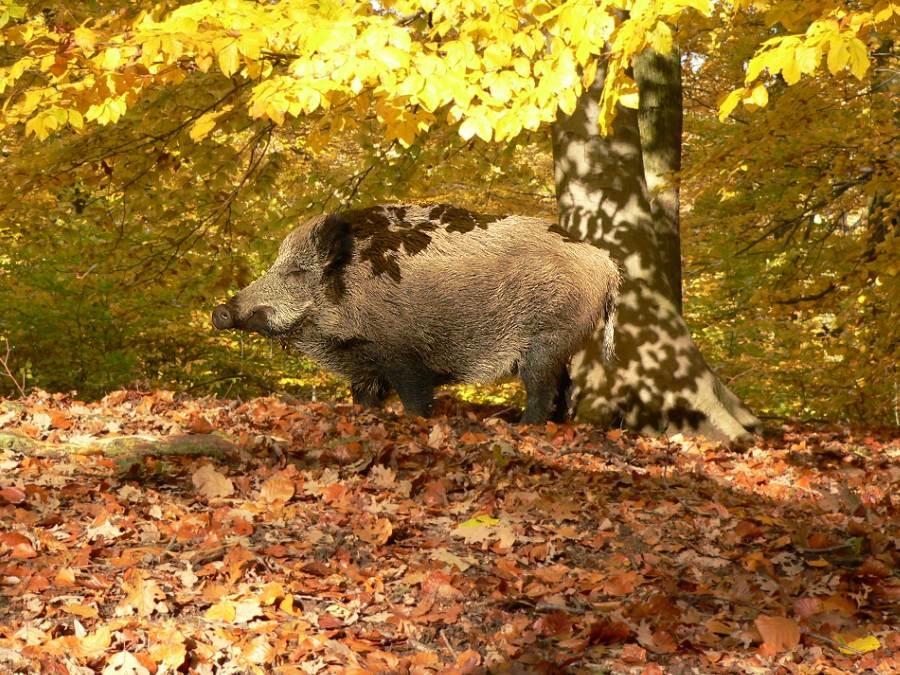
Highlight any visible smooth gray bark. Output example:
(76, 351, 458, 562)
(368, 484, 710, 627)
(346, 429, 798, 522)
(552, 57, 760, 441)
(634, 48, 683, 313)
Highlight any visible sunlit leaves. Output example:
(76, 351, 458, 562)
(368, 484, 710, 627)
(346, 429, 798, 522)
(15, 0, 887, 140)
(189, 105, 233, 142)
(718, 3, 896, 120)
(0, 0, 717, 145)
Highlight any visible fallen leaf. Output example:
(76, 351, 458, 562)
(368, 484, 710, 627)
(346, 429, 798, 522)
(430, 548, 474, 572)
(427, 422, 452, 448)
(452, 516, 516, 548)
(260, 476, 295, 503)
(755, 615, 801, 653)
(835, 634, 881, 655)
(355, 517, 393, 545)
(115, 569, 168, 617)
(0, 531, 37, 558)
(603, 571, 642, 596)
(205, 599, 237, 622)
(192, 464, 234, 499)
(0, 486, 26, 504)
(621, 643, 647, 663)
(102, 651, 150, 675)
(63, 603, 99, 619)
(188, 415, 215, 434)
(455, 649, 482, 672)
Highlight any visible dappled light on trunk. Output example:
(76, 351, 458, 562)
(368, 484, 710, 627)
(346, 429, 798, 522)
(552, 62, 760, 441)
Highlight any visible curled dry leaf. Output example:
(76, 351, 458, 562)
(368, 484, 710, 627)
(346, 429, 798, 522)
(0, 531, 36, 558)
(188, 414, 215, 434)
(0, 486, 26, 504)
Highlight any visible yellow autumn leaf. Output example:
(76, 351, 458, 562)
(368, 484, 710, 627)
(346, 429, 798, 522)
(846, 37, 869, 80)
(836, 634, 881, 655)
(68, 109, 84, 130)
(795, 45, 819, 74)
(746, 84, 769, 107)
(458, 515, 499, 528)
(189, 112, 220, 142)
(873, 3, 896, 22)
(718, 88, 744, 121)
(73, 27, 96, 55)
(101, 47, 122, 71)
(483, 43, 512, 70)
(559, 87, 579, 114)
(494, 112, 523, 141)
(217, 41, 240, 78)
(458, 115, 492, 142)
(204, 599, 237, 622)
(781, 52, 802, 84)
(25, 115, 47, 141)
(827, 38, 849, 75)
(237, 33, 266, 60)
(646, 21, 673, 55)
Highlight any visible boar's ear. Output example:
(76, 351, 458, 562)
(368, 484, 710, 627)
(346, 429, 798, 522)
(312, 212, 353, 274)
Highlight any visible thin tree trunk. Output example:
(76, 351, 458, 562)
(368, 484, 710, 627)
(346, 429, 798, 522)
(552, 57, 760, 442)
(634, 47, 683, 312)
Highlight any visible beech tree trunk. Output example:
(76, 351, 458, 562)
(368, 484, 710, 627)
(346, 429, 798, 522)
(634, 48, 683, 313)
(552, 54, 760, 441)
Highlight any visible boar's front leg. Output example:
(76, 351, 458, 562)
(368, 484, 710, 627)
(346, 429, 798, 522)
(385, 359, 439, 418)
(351, 378, 389, 408)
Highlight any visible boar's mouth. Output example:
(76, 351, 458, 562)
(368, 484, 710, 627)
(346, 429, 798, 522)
(212, 302, 311, 339)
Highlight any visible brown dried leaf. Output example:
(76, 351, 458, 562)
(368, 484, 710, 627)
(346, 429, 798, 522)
(0, 531, 36, 558)
(355, 517, 393, 545)
(260, 476, 295, 503)
(755, 614, 801, 653)
(63, 603, 99, 618)
(115, 569, 168, 617)
(192, 464, 234, 499)
(0, 486, 26, 504)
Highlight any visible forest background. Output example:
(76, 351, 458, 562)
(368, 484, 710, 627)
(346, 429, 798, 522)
(0, 0, 897, 428)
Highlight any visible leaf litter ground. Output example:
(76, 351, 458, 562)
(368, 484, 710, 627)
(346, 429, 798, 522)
(0, 390, 897, 674)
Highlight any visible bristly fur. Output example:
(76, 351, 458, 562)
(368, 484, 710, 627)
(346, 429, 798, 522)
(218, 203, 621, 422)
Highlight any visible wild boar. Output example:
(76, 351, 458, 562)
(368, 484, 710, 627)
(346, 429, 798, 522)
(212, 204, 619, 423)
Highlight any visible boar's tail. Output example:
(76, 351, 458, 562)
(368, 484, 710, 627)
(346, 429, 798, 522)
(602, 276, 618, 363)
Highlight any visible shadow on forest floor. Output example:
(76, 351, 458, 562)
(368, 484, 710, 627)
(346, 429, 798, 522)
(0, 391, 897, 673)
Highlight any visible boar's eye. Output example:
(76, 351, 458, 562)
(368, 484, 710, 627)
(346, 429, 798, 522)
(284, 264, 311, 278)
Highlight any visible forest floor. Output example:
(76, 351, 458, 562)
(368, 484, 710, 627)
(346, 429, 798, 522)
(0, 390, 897, 674)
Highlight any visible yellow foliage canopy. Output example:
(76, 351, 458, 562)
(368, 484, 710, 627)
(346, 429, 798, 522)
(1, 1, 893, 144)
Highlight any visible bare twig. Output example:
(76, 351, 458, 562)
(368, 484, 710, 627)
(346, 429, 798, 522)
(805, 631, 865, 655)
(0, 337, 27, 398)
(440, 630, 458, 660)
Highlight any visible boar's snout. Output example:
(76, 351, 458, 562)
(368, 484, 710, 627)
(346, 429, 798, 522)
(212, 304, 234, 330)
(212, 302, 276, 336)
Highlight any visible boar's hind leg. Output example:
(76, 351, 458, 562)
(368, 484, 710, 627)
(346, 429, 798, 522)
(521, 339, 571, 424)
(551, 368, 573, 423)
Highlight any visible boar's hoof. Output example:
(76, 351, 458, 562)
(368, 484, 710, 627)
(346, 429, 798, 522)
(212, 305, 234, 330)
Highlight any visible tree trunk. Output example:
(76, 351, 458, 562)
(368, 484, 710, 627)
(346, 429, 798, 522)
(551, 57, 760, 441)
(634, 48, 683, 313)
